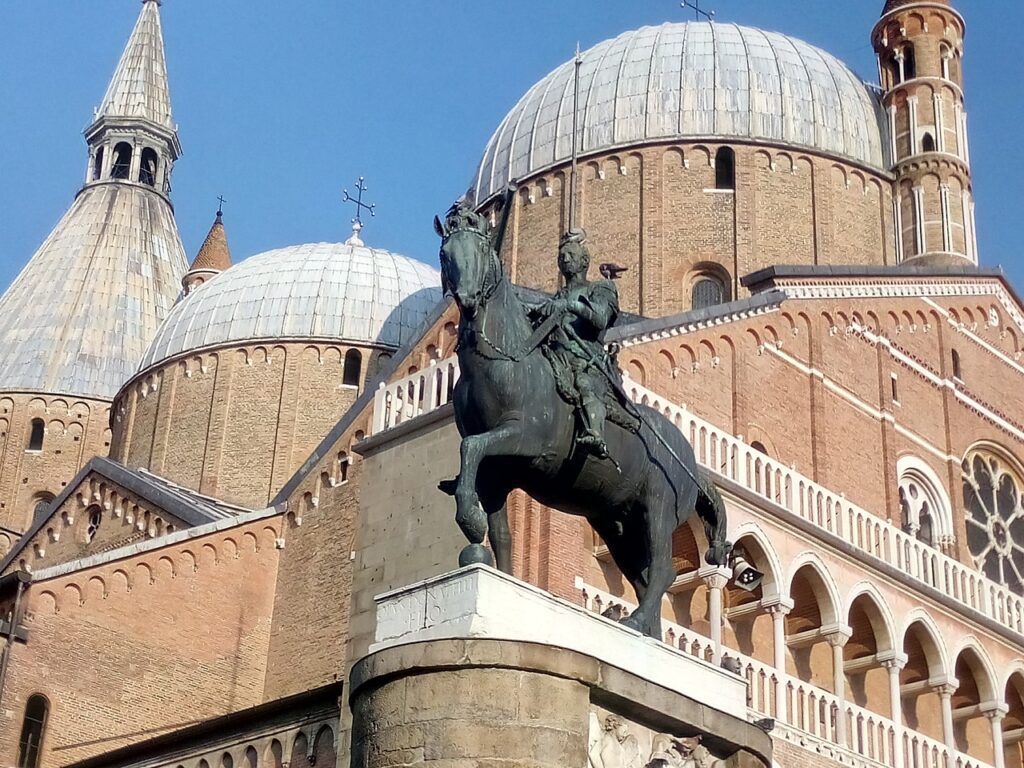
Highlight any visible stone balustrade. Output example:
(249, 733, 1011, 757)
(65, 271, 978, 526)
(581, 584, 993, 768)
(367, 354, 1024, 641)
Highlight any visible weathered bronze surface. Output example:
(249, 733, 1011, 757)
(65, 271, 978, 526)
(434, 198, 730, 638)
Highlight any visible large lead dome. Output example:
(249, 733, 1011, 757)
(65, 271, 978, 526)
(139, 241, 442, 370)
(471, 22, 887, 205)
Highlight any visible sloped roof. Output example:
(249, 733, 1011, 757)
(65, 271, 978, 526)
(0, 457, 249, 574)
(188, 211, 232, 274)
(95, 0, 174, 132)
(0, 184, 187, 398)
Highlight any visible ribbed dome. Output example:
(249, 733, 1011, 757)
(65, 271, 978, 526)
(470, 22, 887, 205)
(139, 241, 442, 371)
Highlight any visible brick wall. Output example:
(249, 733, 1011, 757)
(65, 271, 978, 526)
(110, 342, 379, 509)
(0, 515, 282, 768)
(0, 393, 111, 538)
(492, 143, 895, 317)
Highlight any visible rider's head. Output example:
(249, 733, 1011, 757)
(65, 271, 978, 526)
(558, 228, 590, 280)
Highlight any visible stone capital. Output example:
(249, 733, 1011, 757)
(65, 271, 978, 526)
(821, 623, 853, 648)
(761, 596, 795, 616)
(877, 650, 909, 671)
(698, 564, 733, 590)
(929, 675, 960, 697)
(980, 701, 1010, 721)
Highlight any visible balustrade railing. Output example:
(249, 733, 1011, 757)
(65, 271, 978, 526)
(368, 355, 1024, 640)
(372, 357, 459, 434)
(581, 585, 993, 768)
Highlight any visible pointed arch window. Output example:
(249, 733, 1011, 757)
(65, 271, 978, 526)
(111, 142, 132, 180)
(343, 349, 362, 387)
(27, 420, 44, 452)
(139, 148, 158, 187)
(17, 695, 48, 768)
(715, 147, 736, 190)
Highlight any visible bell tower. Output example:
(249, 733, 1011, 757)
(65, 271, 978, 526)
(873, 0, 976, 266)
(83, 0, 181, 197)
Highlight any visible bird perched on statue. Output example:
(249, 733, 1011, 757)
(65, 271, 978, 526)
(599, 262, 628, 280)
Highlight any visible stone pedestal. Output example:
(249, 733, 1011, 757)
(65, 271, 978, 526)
(349, 566, 772, 768)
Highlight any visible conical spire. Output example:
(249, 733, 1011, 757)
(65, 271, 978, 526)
(94, 0, 174, 132)
(0, 1, 188, 400)
(183, 211, 233, 294)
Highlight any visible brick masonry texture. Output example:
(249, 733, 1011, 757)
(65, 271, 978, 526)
(485, 143, 895, 316)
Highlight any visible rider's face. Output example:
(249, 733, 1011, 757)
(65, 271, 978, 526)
(558, 245, 585, 278)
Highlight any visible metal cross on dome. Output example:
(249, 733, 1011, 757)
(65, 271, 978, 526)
(217, 195, 227, 215)
(342, 177, 376, 229)
(681, 0, 715, 21)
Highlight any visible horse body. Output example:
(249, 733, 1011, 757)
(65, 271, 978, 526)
(436, 207, 728, 638)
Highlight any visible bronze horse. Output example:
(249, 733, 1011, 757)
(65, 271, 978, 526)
(434, 202, 730, 638)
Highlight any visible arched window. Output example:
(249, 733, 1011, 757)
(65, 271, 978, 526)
(952, 348, 963, 380)
(940, 44, 952, 80)
(750, 441, 768, 456)
(17, 695, 48, 768)
(343, 349, 362, 387)
(32, 495, 53, 524)
(93, 146, 104, 181)
(85, 508, 102, 543)
(903, 44, 916, 80)
(922, 133, 936, 153)
(139, 148, 158, 187)
(898, 457, 953, 549)
(27, 419, 44, 451)
(111, 142, 132, 179)
(715, 147, 736, 190)
(691, 276, 725, 310)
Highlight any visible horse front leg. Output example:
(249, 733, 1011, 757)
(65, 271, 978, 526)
(454, 422, 520, 567)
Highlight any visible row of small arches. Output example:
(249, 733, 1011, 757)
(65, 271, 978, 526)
(31, 527, 280, 614)
(91, 143, 162, 188)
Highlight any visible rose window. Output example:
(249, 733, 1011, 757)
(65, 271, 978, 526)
(962, 451, 1024, 593)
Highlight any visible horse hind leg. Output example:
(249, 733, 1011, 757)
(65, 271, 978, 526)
(623, 498, 676, 640)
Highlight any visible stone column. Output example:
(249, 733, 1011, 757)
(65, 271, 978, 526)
(762, 596, 793, 722)
(699, 565, 732, 664)
(981, 702, 1009, 768)
(879, 652, 908, 768)
(931, 679, 958, 764)
(824, 625, 853, 747)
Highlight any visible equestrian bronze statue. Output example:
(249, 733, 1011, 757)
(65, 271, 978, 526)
(434, 199, 730, 639)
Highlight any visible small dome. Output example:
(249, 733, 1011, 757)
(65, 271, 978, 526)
(139, 241, 442, 371)
(470, 22, 887, 205)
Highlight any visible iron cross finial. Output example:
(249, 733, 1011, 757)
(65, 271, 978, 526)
(681, 0, 715, 21)
(342, 177, 376, 229)
(217, 195, 227, 216)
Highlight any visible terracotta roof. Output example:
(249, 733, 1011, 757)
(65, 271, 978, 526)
(188, 211, 232, 273)
(95, 0, 174, 131)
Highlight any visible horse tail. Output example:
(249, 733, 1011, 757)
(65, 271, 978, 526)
(695, 470, 731, 567)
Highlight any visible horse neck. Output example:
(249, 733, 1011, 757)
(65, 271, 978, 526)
(473, 278, 533, 357)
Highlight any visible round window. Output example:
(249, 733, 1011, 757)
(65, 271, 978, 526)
(962, 451, 1024, 592)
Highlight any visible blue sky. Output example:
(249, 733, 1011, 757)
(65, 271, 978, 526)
(1, 1, 1021, 292)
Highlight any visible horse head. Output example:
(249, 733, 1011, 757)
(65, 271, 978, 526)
(434, 202, 502, 317)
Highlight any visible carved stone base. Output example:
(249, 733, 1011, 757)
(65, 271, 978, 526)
(349, 566, 772, 768)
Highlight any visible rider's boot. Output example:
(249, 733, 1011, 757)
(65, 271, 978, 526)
(577, 394, 610, 459)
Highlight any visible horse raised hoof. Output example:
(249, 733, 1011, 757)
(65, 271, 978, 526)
(459, 543, 493, 568)
(438, 477, 458, 496)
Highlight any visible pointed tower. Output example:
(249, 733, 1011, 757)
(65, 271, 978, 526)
(873, 0, 976, 266)
(183, 210, 233, 295)
(0, 0, 188, 538)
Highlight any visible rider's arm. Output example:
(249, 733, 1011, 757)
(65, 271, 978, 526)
(566, 284, 618, 331)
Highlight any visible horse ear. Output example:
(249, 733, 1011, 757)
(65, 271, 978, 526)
(434, 215, 446, 239)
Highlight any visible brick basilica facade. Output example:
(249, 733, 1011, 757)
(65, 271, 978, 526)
(1, 1, 1023, 768)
